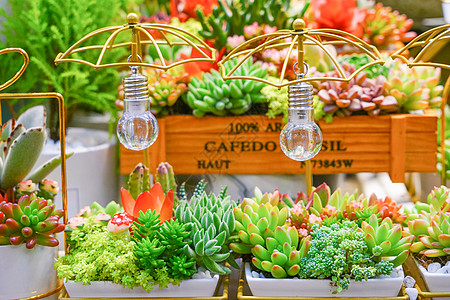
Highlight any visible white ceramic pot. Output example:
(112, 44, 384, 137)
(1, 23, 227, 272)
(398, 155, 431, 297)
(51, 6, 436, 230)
(0, 244, 58, 300)
(443, 1, 450, 23)
(416, 259, 449, 300)
(64, 275, 219, 298)
(36, 127, 118, 219)
(245, 263, 404, 297)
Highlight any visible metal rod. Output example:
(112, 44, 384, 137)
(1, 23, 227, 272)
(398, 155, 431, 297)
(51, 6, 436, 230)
(441, 76, 449, 185)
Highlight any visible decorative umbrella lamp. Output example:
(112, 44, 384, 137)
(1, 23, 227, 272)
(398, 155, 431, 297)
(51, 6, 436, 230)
(391, 23, 450, 186)
(55, 13, 216, 165)
(219, 19, 384, 194)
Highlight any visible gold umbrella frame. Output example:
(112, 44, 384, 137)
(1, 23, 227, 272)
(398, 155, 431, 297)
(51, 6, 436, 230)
(55, 13, 216, 70)
(219, 19, 385, 194)
(392, 24, 450, 185)
(219, 19, 384, 88)
(0, 47, 67, 299)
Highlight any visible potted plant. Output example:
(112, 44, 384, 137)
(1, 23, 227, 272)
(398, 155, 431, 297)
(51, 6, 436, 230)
(56, 163, 233, 298)
(0, 105, 66, 299)
(0, 0, 132, 213)
(406, 185, 450, 297)
(229, 185, 411, 297)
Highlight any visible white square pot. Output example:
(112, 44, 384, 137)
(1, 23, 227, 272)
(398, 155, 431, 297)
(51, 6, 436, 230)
(416, 259, 449, 300)
(245, 263, 404, 297)
(64, 275, 220, 298)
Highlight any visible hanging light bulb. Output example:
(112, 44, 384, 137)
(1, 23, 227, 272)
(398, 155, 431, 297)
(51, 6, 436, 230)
(280, 63, 322, 161)
(117, 64, 159, 150)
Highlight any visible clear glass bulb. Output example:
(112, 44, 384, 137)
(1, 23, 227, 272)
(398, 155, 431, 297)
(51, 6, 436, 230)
(279, 80, 323, 161)
(116, 66, 159, 151)
(117, 100, 159, 150)
(280, 122, 322, 161)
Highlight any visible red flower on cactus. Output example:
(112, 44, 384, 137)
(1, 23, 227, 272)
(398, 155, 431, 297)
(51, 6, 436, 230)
(120, 182, 174, 223)
(170, 0, 218, 21)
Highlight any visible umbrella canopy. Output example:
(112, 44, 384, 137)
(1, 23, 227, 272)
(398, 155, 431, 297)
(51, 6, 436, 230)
(54, 13, 215, 71)
(218, 19, 384, 88)
(391, 23, 450, 70)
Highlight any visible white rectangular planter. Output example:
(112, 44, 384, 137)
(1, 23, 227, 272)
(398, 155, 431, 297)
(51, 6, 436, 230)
(64, 275, 219, 298)
(245, 263, 404, 297)
(416, 260, 449, 300)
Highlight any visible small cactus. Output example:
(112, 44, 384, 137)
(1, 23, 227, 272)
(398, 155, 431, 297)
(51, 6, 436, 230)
(155, 162, 178, 204)
(0, 194, 64, 249)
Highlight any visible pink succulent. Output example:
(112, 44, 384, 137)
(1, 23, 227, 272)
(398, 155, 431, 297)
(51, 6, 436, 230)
(107, 212, 134, 233)
(227, 35, 246, 49)
(76, 206, 92, 218)
(17, 180, 37, 194)
(263, 25, 277, 34)
(244, 22, 260, 38)
(95, 213, 111, 224)
(67, 216, 86, 229)
(40, 179, 59, 194)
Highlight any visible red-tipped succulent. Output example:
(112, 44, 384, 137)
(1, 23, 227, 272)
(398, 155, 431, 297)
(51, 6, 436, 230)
(0, 194, 64, 249)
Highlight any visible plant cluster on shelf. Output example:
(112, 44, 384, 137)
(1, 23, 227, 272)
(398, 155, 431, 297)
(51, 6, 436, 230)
(53, 160, 450, 293)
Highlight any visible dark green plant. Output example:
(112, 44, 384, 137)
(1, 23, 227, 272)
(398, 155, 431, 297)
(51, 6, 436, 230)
(196, 0, 296, 50)
(0, 0, 130, 140)
(132, 210, 196, 280)
(298, 221, 394, 293)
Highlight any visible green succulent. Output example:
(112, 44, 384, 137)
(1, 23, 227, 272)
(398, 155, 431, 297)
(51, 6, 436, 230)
(298, 221, 394, 293)
(405, 186, 450, 220)
(186, 59, 267, 117)
(0, 193, 65, 249)
(174, 183, 236, 275)
(359, 214, 412, 267)
(133, 210, 195, 280)
(126, 163, 151, 201)
(384, 64, 443, 112)
(409, 212, 450, 257)
(0, 106, 68, 195)
(155, 162, 178, 205)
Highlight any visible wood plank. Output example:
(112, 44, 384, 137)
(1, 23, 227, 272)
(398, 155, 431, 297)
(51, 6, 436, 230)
(390, 115, 407, 182)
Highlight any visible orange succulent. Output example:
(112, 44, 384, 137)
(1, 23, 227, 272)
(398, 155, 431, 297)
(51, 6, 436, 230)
(120, 182, 174, 224)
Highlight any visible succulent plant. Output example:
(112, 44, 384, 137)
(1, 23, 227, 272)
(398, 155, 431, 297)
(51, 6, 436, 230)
(409, 213, 450, 257)
(0, 194, 64, 248)
(370, 194, 406, 224)
(0, 105, 68, 198)
(155, 162, 178, 204)
(405, 186, 450, 219)
(196, 0, 295, 50)
(313, 62, 395, 118)
(174, 183, 236, 274)
(132, 210, 196, 280)
(359, 214, 412, 267)
(361, 3, 416, 49)
(384, 63, 443, 112)
(186, 59, 267, 117)
(147, 68, 189, 116)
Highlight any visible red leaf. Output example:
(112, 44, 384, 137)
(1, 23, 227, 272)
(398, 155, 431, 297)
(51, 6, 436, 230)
(120, 188, 136, 216)
(133, 191, 156, 217)
(159, 189, 174, 223)
(149, 183, 165, 213)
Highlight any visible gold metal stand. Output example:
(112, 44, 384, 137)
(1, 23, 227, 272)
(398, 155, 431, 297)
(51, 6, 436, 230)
(218, 19, 385, 193)
(0, 48, 68, 300)
(392, 23, 450, 186)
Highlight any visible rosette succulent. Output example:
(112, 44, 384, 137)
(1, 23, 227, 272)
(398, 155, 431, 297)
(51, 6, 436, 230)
(384, 63, 443, 112)
(409, 213, 450, 257)
(185, 58, 267, 117)
(0, 194, 64, 248)
(174, 183, 236, 274)
(359, 214, 412, 266)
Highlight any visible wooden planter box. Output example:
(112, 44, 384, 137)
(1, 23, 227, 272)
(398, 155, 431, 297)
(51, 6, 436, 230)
(120, 111, 437, 182)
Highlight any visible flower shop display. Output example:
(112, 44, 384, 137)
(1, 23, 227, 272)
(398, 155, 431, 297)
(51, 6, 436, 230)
(229, 184, 410, 297)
